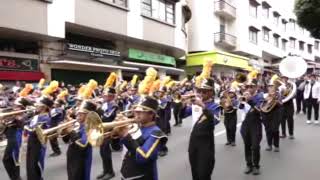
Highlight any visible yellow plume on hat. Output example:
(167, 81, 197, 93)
(78, 85, 86, 97)
(57, 89, 68, 100)
(130, 75, 138, 87)
(138, 67, 157, 95)
(42, 81, 59, 96)
(38, 78, 45, 89)
(82, 79, 98, 99)
(120, 81, 128, 92)
(149, 79, 161, 95)
(195, 58, 214, 88)
(166, 81, 176, 89)
(19, 84, 33, 97)
(104, 72, 117, 88)
(161, 76, 171, 88)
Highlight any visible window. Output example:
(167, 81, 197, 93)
(99, 0, 127, 7)
(289, 37, 296, 49)
(249, 27, 259, 44)
(262, 2, 270, 18)
(299, 41, 305, 51)
(315, 41, 319, 50)
(308, 44, 313, 54)
(282, 39, 287, 51)
(273, 12, 280, 26)
(289, 19, 296, 31)
(282, 19, 287, 32)
(273, 34, 280, 47)
(262, 27, 270, 42)
(249, 0, 258, 18)
(141, 0, 176, 24)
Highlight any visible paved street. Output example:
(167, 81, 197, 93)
(1, 112, 320, 180)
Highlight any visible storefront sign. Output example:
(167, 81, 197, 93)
(128, 48, 176, 66)
(67, 43, 121, 58)
(0, 57, 39, 71)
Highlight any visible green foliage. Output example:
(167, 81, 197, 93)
(295, 0, 320, 38)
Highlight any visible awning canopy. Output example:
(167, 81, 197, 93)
(186, 50, 253, 71)
(122, 61, 185, 74)
(49, 60, 139, 71)
(0, 71, 44, 81)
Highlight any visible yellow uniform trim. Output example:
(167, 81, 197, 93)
(75, 139, 89, 148)
(136, 139, 160, 159)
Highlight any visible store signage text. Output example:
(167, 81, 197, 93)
(67, 43, 120, 58)
(0, 57, 39, 71)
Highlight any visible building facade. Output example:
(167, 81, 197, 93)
(0, 0, 191, 84)
(187, 0, 320, 77)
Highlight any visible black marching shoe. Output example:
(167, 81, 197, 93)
(244, 166, 253, 174)
(96, 172, 107, 180)
(252, 167, 260, 175)
(225, 142, 231, 146)
(100, 172, 115, 180)
(49, 152, 61, 157)
(274, 147, 280, 152)
(265, 146, 272, 151)
(230, 142, 236, 146)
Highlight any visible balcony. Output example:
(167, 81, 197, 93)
(214, 0, 236, 20)
(214, 32, 237, 49)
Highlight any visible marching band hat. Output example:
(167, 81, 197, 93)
(197, 78, 215, 90)
(133, 96, 159, 114)
(78, 100, 97, 114)
(14, 97, 33, 107)
(103, 87, 116, 95)
(54, 99, 66, 106)
(35, 97, 54, 108)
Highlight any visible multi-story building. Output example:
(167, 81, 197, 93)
(0, 0, 191, 84)
(187, 0, 320, 77)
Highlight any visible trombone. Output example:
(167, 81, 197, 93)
(0, 107, 35, 119)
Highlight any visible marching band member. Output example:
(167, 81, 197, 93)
(96, 87, 118, 180)
(279, 76, 295, 139)
(24, 96, 53, 180)
(2, 97, 32, 180)
(221, 89, 238, 146)
(62, 100, 96, 180)
(239, 80, 264, 175)
(182, 78, 221, 180)
(48, 98, 66, 157)
(172, 91, 183, 127)
(261, 76, 282, 152)
(118, 96, 168, 180)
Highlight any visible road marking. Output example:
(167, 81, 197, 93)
(214, 122, 242, 137)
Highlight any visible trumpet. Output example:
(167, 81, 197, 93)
(0, 107, 35, 119)
(87, 112, 137, 147)
(35, 119, 79, 145)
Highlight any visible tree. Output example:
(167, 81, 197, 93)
(295, 0, 320, 39)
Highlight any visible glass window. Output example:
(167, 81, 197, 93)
(249, 27, 258, 44)
(141, 0, 176, 24)
(289, 38, 296, 49)
(249, 1, 258, 18)
(273, 13, 280, 26)
(273, 34, 280, 47)
(299, 41, 305, 51)
(289, 19, 296, 31)
(282, 20, 287, 32)
(315, 41, 319, 50)
(262, 4, 269, 18)
(262, 27, 270, 42)
(282, 39, 287, 51)
(308, 44, 313, 54)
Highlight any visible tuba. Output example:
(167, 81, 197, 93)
(279, 56, 305, 103)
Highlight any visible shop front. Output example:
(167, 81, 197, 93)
(186, 50, 253, 77)
(122, 48, 185, 80)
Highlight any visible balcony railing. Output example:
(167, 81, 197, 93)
(214, 32, 237, 49)
(214, 0, 236, 19)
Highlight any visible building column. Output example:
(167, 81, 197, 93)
(158, 69, 166, 80)
(116, 69, 123, 82)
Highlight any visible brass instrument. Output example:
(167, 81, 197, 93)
(87, 112, 137, 147)
(0, 107, 35, 134)
(35, 119, 79, 145)
(281, 81, 296, 103)
(260, 91, 279, 113)
(0, 108, 35, 119)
